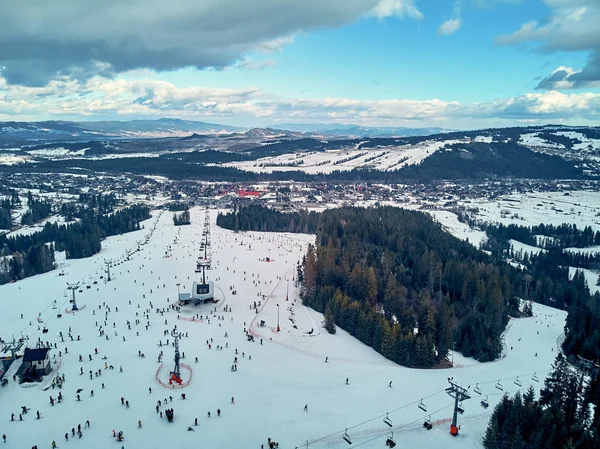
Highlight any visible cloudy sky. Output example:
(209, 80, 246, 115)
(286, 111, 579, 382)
(0, 0, 599, 129)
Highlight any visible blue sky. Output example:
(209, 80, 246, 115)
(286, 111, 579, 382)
(0, 0, 599, 129)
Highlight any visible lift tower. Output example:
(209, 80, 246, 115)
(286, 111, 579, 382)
(445, 378, 471, 436)
(66, 282, 80, 311)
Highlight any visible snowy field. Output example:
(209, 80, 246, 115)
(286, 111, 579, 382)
(221, 140, 464, 174)
(0, 207, 566, 449)
(464, 191, 600, 230)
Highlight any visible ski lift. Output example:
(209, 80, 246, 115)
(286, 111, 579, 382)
(474, 383, 482, 395)
(418, 398, 427, 412)
(385, 431, 396, 448)
(480, 395, 489, 409)
(457, 402, 464, 415)
(383, 413, 392, 427)
(532, 372, 539, 382)
(342, 429, 352, 445)
(423, 415, 433, 430)
(514, 376, 522, 387)
(495, 380, 503, 391)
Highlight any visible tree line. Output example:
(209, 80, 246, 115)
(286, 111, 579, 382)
(216, 205, 319, 234)
(474, 221, 600, 363)
(0, 204, 150, 284)
(483, 353, 599, 449)
(218, 205, 534, 367)
(218, 205, 600, 367)
(484, 222, 600, 249)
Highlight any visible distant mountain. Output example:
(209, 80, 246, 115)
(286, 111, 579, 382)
(243, 128, 303, 138)
(0, 118, 243, 148)
(270, 123, 452, 137)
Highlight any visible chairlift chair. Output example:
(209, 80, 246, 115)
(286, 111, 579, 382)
(532, 372, 539, 382)
(423, 415, 433, 430)
(457, 402, 465, 415)
(514, 376, 522, 387)
(385, 432, 396, 448)
(418, 398, 427, 412)
(495, 380, 503, 391)
(383, 413, 392, 427)
(474, 383, 482, 395)
(342, 429, 352, 445)
(481, 395, 489, 409)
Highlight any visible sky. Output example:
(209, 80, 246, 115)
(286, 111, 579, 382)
(0, 0, 599, 129)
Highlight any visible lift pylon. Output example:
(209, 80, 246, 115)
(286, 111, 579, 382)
(445, 378, 471, 436)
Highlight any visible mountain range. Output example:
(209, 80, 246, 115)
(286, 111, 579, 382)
(0, 118, 450, 148)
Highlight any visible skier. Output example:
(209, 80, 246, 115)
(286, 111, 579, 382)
(207, 411, 211, 418)
(303, 404, 308, 412)
(389, 381, 392, 388)
(217, 409, 221, 417)
(346, 378, 349, 385)
(194, 418, 198, 426)
(52, 441, 57, 448)
(325, 357, 328, 363)
(231, 397, 234, 404)
(138, 420, 142, 429)
(64, 433, 69, 441)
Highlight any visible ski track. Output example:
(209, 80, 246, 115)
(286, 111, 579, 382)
(0, 207, 566, 449)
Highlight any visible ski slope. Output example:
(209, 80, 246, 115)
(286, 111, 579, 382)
(0, 207, 566, 449)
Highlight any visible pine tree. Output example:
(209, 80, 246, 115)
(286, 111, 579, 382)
(324, 308, 336, 335)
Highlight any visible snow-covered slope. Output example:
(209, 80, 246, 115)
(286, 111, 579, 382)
(0, 207, 566, 449)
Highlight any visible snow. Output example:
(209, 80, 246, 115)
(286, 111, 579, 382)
(519, 133, 563, 150)
(0, 207, 567, 449)
(564, 245, 600, 255)
(463, 191, 600, 231)
(509, 239, 544, 256)
(568, 266, 600, 294)
(27, 148, 87, 157)
(0, 154, 33, 165)
(429, 210, 487, 247)
(222, 140, 464, 174)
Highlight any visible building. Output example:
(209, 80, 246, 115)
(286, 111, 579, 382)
(22, 348, 51, 376)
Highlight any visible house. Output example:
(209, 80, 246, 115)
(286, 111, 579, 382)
(22, 348, 51, 376)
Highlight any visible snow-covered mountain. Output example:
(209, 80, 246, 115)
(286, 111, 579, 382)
(0, 119, 243, 147)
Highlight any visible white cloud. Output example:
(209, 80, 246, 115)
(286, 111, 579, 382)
(235, 59, 277, 71)
(496, 0, 600, 88)
(1, 74, 598, 126)
(438, 18, 462, 36)
(370, 0, 423, 20)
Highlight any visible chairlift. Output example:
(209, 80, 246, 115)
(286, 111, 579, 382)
(423, 415, 433, 430)
(383, 413, 392, 427)
(418, 398, 427, 412)
(474, 383, 482, 395)
(532, 372, 539, 382)
(342, 429, 352, 445)
(514, 376, 522, 387)
(385, 431, 396, 448)
(495, 380, 503, 391)
(480, 395, 489, 409)
(457, 401, 465, 415)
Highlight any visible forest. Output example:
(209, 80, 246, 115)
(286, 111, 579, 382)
(220, 206, 525, 367)
(218, 205, 600, 366)
(472, 220, 600, 363)
(0, 204, 150, 284)
(483, 354, 599, 449)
